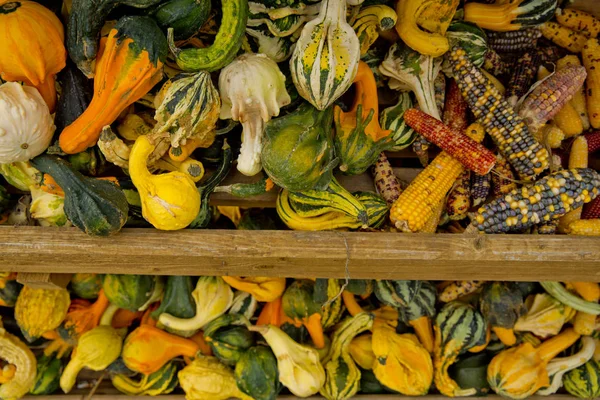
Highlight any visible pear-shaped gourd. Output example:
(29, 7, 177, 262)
(290, 0, 360, 110)
(219, 53, 291, 176)
(129, 135, 200, 230)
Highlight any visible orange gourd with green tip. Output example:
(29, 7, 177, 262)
(58, 290, 110, 344)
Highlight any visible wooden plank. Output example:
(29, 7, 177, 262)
(2, 226, 600, 282)
(17, 272, 72, 289)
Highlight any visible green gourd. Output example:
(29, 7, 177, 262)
(112, 361, 179, 396)
(374, 280, 422, 308)
(152, 276, 197, 337)
(564, 359, 600, 400)
(354, 191, 388, 228)
(379, 92, 416, 151)
(203, 314, 255, 366)
(314, 279, 345, 330)
(30, 352, 64, 395)
(480, 282, 526, 346)
(149, 0, 211, 41)
(30, 155, 128, 236)
(103, 275, 157, 312)
(235, 345, 281, 400)
(70, 273, 102, 300)
(0, 273, 22, 307)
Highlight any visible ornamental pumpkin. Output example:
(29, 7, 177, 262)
(103, 275, 158, 312)
(203, 314, 255, 366)
(235, 345, 281, 400)
(15, 286, 71, 343)
(69, 273, 102, 300)
(564, 359, 600, 399)
(0, 0, 65, 112)
(480, 282, 526, 346)
(0, 83, 55, 164)
(0, 317, 37, 400)
(290, 0, 360, 110)
(59, 16, 167, 154)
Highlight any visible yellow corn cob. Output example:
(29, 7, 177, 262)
(390, 123, 485, 232)
(557, 55, 590, 131)
(555, 8, 600, 38)
(542, 124, 565, 149)
(537, 66, 583, 138)
(540, 22, 588, 53)
(582, 38, 600, 129)
(565, 219, 600, 235)
(419, 199, 445, 233)
(438, 281, 484, 303)
(559, 136, 589, 233)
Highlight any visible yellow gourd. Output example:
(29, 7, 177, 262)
(15, 286, 70, 342)
(348, 334, 376, 370)
(221, 276, 286, 302)
(0, 317, 36, 400)
(129, 135, 200, 230)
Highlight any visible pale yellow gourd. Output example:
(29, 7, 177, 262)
(129, 135, 200, 230)
(0, 317, 36, 400)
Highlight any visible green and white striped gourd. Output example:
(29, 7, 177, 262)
(380, 92, 417, 151)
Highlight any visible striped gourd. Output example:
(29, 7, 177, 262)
(445, 21, 488, 68)
(112, 361, 178, 395)
(318, 279, 345, 330)
(374, 280, 422, 308)
(405, 281, 436, 321)
(290, 0, 360, 110)
(320, 313, 374, 400)
(434, 301, 487, 397)
(379, 92, 416, 151)
(463, 0, 557, 31)
(564, 359, 600, 400)
(354, 191, 388, 229)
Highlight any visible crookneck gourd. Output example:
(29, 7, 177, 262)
(404, 281, 436, 354)
(480, 282, 526, 346)
(334, 61, 393, 175)
(219, 53, 291, 176)
(282, 279, 326, 349)
(60, 16, 167, 154)
(0, 317, 37, 400)
(434, 301, 488, 397)
(151, 276, 197, 337)
(203, 314, 255, 366)
(15, 286, 71, 343)
(290, 0, 360, 110)
(514, 293, 575, 338)
(351, 5, 397, 55)
(0, 0, 66, 111)
(222, 276, 286, 302)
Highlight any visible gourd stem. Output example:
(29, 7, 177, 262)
(537, 327, 581, 362)
(323, 0, 345, 22)
(342, 291, 364, 316)
(100, 303, 120, 327)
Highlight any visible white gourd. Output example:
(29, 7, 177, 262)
(290, 0, 360, 110)
(0, 82, 55, 164)
(219, 53, 291, 176)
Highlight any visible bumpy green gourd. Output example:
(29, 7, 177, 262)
(235, 345, 281, 400)
(103, 275, 157, 311)
(203, 314, 255, 366)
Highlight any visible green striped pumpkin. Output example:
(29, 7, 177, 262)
(203, 314, 256, 367)
(374, 280, 422, 308)
(379, 92, 416, 151)
(314, 279, 345, 330)
(405, 281, 436, 321)
(353, 191, 388, 229)
(320, 313, 374, 400)
(564, 359, 600, 400)
(103, 274, 157, 312)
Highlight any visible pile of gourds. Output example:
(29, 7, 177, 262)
(0, 273, 599, 399)
(1, 0, 600, 236)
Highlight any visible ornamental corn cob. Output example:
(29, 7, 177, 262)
(442, 79, 469, 133)
(582, 196, 600, 219)
(492, 154, 517, 196)
(519, 65, 587, 133)
(506, 51, 542, 107)
(582, 38, 600, 129)
(555, 8, 600, 38)
(473, 168, 600, 233)
(438, 281, 484, 303)
(541, 124, 565, 149)
(412, 135, 430, 167)
(540, 22, 588, 53)
(558, 136, 588, 232)
(447, 46, 549, 180)
(372, 152, 401, 206)
(420, 198, 445, 233)
(535, 221, 559, 234)
(565, 219, 600, 235)
(404, 108, 496, 176)
(487, 28, 542, 53)
(483, 49, 512, 76)
(557, 55, 590, 131)
(390, 123, 485, 232)
(538, 43, 563, 64)
(446, 170, 471, 221)
(471, 172, 491, 207)
(584, 130, 600, 153)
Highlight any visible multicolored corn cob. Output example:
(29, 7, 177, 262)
(519, 65, 587, 133)
(535, 221, 559, 235)
(434, 73, 446, 117)
(557, 55, 590, 131)
(473, 168, 600, 233)
(443, 79, 469, 133)
(487, 28, 542, 53)
(506, 51, 542, 107)
(492, 154, 517, 197)
(558, 135, 588, 232)
(555, 8, 600, 38)
(412, 135, 430, 167)
(404, 108, 496, 175)
(565, 219, 600, 236)
(471, 172, 491, 207)
(447, 46, 549, 180)
(582, 38, 600, 129)
(584, 130, 600, 153)
(372, 152, 402, 206)
(390, 123, 485, 233)
(537, 43, 563, 63)
(582, 196, 600, 219)
(446, 170, 471, 221)
(540, 22, 588, 53)
(438, 281, 484, 303)
(483, 49, 512, 77)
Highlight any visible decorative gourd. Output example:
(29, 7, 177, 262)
(230, 292, 258, 319)
(405, 281, 436, 354)
(58, 290, 110, 344)
(178, 354, 253, 400)
(112, 361, 178, 396)
(262, 102, 337, 191)
(480, 282, 525, 347)
(444, 21, 488, 69)
(0, 162, 42, 192)
(349, 334, 375, 370)
(0, 273, 22, 308)
(320, 313, 374, 400)
(29, 185, 69, 227)
(30, 155, 129, 236)
(129, 135, 200, 230)
(0, 0, 65, 111)
(69, 273, 102, 300)
(371, 323, 433, 396)
(222, 277, 286, 302)
(159, 276, 234, 333)
(415, 0, 460, 35)
(154, 72, 220, 151)
(219, 53, 291, 176)
(450, 352, 492, 396)
(59, 16, 167, 154)
(314, 279, 345, 330)
(290, 0, 360, 110)
(60, 325, 124, 393)
(380, 92, 416, 151)
(54, 61, 93, 134)
(334, 61, 392, 175)
(564, 359, 600, 400)
(464, 0, 557, 32)
(102, 275, 157, 312)
(122, 325, 203, 375)
(374, 280, 422, 308)
(282, 279, 325, 349)
(235, 345, 281, 400)
(0, 83, 55, 164)
(249, 324, 326, 398)
(514, 293, 575, 338)
(352, 5, 397, 55)
(15, 286, 70, 343)
(30, 350, 64, 395)
(346, 280, 373, 298)
(167, 0, 249, 72)
(149, 0, 211, 41)
(151, 276, 197, 337)
(354, 191, 388, 229)
(203, 314, 255, 366)
(0, 317, 37, 400)
(434, 301, 488, 397)
(487, 328, 581, 399)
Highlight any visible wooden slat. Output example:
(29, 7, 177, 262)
(17, 272, 72, 289)
(2, 226, 600, 281)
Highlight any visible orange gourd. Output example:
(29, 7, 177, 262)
(58, 289, 110, 344)
(0, 0, 66, 112)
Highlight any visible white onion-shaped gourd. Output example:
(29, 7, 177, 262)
(219, 53, 291, 176)
(0, 82, 55, 164)
(290, 0, 360, 110)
